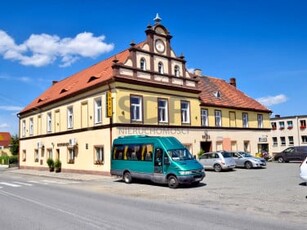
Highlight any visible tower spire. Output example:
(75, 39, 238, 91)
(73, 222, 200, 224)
(154, 13, 162, 24)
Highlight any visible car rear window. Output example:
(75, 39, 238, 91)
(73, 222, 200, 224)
(221, 151, 232, 158)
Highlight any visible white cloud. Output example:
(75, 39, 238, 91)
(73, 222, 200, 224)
(0, 123, 9, 128)
(256, 94, 288, 106)
(0, 106, 23, 111)
(0, 30, 114, 67)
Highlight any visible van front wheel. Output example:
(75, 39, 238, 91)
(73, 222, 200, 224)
(168, 175, 179, 189)
(123, 171, 132, 184)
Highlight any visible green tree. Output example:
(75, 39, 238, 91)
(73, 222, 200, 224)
(10, 134, 19, 156)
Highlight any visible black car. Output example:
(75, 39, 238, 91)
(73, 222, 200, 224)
(274, 146, 307, 163)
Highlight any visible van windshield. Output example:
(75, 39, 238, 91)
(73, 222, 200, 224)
(168, 149, 194, 161)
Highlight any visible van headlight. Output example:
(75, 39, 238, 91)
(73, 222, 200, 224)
(179, 170, 192, 175)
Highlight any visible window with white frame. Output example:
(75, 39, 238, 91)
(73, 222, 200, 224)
(158, 62, 164, 74)
(130, 96, 142, 122)
(47, 148, 53, 159)
(94, 146, 104, 164)
(68, 148, 74, 163)
(279, 121, 285, 129)
(272, 137, 278, 146)
(287, 120, 293, 129)
(22, 150, 26, 162)
(288, 136, 294, 145)
(280, 136, 286, 146)
(67, 106, 73, 129)
(140, 58, 146, 71)
(257, 114, 263, 128)
(243, 141, 250, 152)
(181, 101, 190, 124)
(94, 98, 102, 124)
(29, 118, 34, 136)
(22, 120, 26, 137)
(242, 113, 249, 128)
(201, 109, 208, 126)
(174, 65, 180, 77)
(271, 122, 277, 130)
(158, 99, 168, 123)
(34, 149, 39, 162)
(215, 110, 222, 127)
(302, 135, 307, 143)
(47, 112, 52, 132)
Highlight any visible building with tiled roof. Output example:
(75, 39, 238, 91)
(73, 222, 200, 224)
(0, 132, 11, 156)
(0, 132, 11, 148)
(18, 16, 271, 175)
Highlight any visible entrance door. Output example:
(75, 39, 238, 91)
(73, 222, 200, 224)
(200, 141, 212, 153)
(154, 148, 163, 173)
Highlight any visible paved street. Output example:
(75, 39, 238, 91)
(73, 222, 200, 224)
(0, 162, 306, 229)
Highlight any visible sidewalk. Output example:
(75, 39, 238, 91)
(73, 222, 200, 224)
(4, 167, 113, 182)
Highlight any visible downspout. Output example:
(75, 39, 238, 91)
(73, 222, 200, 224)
(296, 116, 300, 146)
(16, 113, 21, 169)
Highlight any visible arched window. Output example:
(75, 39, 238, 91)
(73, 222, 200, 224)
(158, 62, 164, 74)
(174, 65, 180, 77)
(140, 58, 146, 71)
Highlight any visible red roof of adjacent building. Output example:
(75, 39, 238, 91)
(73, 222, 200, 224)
(0, 132, 11, 147)
(198, 76, 271, 112)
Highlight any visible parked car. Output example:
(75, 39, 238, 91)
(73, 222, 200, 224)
(230, 151, 266, 169)
(274, 146, 307, 163)
(199, 151, 236, 172)
(299, 157, 307, 183)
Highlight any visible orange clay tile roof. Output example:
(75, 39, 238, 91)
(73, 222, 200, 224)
(0, 132, 11, 147)
(19, 47, 132, 114)
(198, 76, 271, 112)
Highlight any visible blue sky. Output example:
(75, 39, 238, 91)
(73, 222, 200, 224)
(1, 0, 307, 135)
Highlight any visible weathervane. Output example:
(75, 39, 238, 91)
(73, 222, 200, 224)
(154, 13, 162, 24)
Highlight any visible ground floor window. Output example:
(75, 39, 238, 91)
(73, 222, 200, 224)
(34, 149, 39, 162)
(94, 146, 104, 165)
(47, 148, 53, 159)
(22, 150, 26, 162)
(67, 148, 75, 164)
(243, 141, 250, 152)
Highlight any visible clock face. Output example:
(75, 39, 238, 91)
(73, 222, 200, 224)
(155, 39, 165, 53)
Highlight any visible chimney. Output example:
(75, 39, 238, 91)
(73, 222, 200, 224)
(52, 80, 58, 85)
(194, 69, 202, 77)
(229, 78, 236, 87)
(275, 114, 281, 118)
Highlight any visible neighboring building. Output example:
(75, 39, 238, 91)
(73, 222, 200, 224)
(269, 115, 307, 154)
(18, 15, 271, 175)
(0, 132, 12, 156)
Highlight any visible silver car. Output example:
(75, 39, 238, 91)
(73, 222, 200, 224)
(231, 151, 266, 169)
(199, 151, 236, 172)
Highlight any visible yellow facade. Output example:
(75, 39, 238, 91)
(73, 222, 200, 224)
(18, 18, 271, 175)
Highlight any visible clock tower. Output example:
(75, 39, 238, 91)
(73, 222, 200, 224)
(145, 13, 172, 56)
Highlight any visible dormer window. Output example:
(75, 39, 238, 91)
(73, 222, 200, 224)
(158, 62, 164, 74)
(174, 65, 180, 77)
(213, 91, 221, 98)
(140, 58, 146, 71)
